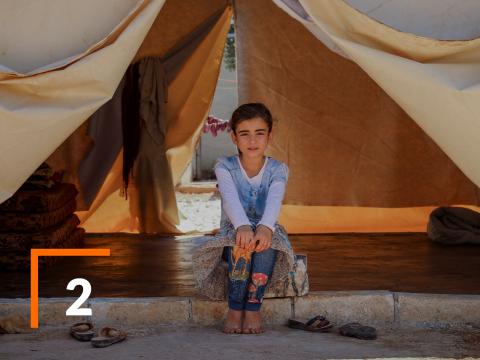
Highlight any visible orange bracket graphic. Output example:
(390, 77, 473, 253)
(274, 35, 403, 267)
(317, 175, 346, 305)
(30, 248, 110, 328)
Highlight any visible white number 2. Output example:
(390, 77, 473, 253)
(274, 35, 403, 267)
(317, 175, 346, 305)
(66, 278, 92, 316)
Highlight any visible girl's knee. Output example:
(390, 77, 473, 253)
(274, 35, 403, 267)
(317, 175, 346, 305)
(257, 247, 278, 257)
(252, 248, 278, 268)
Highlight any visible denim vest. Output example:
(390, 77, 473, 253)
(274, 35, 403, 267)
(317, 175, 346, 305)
(214, 154, 288, 231)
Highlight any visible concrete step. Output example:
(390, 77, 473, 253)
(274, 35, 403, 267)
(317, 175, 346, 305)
(176, 181, 217, 194)
(1, 291, 479, 330)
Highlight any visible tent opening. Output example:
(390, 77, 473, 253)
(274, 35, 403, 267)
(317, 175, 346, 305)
(176, 17, 237, 234)
(183, 17, 237, 183)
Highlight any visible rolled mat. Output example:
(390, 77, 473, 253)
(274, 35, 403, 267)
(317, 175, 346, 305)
(427, 206, 480, 245)
(0, 198, 76, 233)
(0, 215, 80, 251)
(0, 183, 77, 213)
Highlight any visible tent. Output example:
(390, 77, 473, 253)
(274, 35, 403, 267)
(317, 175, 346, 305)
(1, 0, 479, 234)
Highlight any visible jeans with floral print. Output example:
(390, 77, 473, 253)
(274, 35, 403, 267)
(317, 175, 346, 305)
(226, 245, 278, 311)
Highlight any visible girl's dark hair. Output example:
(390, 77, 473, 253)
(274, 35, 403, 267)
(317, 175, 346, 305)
(229, 103, 273, 134)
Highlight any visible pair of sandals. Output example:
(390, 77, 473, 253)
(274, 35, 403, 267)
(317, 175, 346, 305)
(70, 322, 127, 348)
(288, 315, 377, 340)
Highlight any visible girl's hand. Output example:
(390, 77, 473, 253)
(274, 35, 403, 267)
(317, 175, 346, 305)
(254, 224, 273, 252)
(236, 225, 254, 250)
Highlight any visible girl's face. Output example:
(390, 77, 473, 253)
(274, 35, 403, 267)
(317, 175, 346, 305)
(231, 117, 272, 159)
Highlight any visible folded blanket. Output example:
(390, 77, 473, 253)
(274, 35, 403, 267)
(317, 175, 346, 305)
(0, 227, 85, 271)
(0, 183, 77, 213)
(0, 198, 76, 233)
(192, 222, 309, 300)
(427, 206, 480, 245)
(0, 214, 80, 251)
(19, 162, 64, 190)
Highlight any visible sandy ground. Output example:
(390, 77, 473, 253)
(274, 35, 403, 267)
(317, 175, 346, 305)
(176, 191, 221, 234)
(1, 325, 480, 360)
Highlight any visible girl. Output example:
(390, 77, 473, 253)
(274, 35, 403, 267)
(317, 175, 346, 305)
(214, 103, 291, 334)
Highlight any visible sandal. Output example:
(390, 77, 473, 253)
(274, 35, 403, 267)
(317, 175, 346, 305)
(339, 322, 377, 340)
(70, 322, 95, 341)
(91, 327, 127, 348)
(288, 315, 333, 332)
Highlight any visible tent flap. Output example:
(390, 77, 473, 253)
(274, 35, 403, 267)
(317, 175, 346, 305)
(0, 0, 166, 204)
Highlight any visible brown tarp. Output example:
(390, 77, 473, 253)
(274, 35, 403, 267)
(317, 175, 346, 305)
(298, 0, 480, 191)
(235, 0, 480, 208)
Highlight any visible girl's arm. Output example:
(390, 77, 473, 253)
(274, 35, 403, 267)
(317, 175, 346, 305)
(258, 163, 289, 232)
(257, 181, 286, 233)
(214, 166, 252, 230)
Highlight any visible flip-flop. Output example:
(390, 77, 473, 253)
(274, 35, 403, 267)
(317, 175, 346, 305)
(91, 327, 127, 348)
(70, 322, 95, 341)
(339, 322, 377, 340)
(288, 315, 333, 332)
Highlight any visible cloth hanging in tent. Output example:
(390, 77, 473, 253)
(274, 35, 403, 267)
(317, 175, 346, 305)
(111, 9, 224, 233)
(78, 76, 125, 207)
(134, 58, 179, 233)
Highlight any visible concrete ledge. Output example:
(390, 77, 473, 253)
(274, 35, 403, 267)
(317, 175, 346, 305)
(396, 292, 480, 330)
(0, 298, 90, 326)
(1, 292, 479, 330)
(89, 297, 190, 326)
(294, 291, 394, 328)
(191, 298, 226, 325)
(176, 182, 217, 194)
(260, 298, 292, 325)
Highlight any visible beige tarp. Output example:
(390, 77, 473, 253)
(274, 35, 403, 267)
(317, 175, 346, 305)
(343, 0, 480, 41)
(0, 0, 166, 203)
(236, 0, 480, 233)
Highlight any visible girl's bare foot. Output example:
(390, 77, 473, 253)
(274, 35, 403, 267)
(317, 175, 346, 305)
(223, 309, 243, 334)
(242, 310, 264, 334)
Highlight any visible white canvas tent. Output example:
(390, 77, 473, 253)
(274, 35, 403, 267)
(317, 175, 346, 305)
(0, 0, 479, 234)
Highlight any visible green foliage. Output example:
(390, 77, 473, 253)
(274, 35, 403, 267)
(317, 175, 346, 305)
(224, 38, 235, 71)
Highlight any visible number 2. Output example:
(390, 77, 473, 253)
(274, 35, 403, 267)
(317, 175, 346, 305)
(66, 278, 92, 316)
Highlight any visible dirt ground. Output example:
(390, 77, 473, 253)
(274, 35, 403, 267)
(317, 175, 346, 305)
(1, 325, 479, 360)
(176, 190, 220, 233)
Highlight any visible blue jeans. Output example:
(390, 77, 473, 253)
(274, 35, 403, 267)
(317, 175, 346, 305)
(226, 246, 278, 311)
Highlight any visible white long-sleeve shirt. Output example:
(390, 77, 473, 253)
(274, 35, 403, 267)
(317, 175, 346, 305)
(215, 156, 287, 232)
